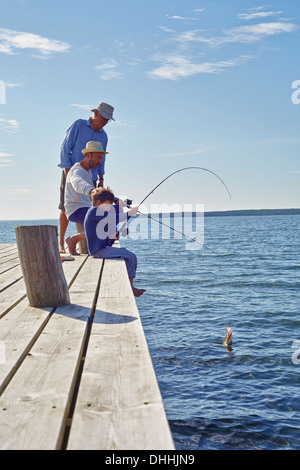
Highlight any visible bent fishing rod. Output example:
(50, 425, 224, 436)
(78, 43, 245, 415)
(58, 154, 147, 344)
(138, 166, 232, 206)
(117, 166, 231, 255)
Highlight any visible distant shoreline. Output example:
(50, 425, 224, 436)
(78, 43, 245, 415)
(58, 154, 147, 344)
(204, 208, 300, 217)
(1, 208, 300, 223)
(146, 208, 300, 218)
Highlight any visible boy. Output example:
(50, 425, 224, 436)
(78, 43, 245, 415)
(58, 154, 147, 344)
(84, 187, 146, 297)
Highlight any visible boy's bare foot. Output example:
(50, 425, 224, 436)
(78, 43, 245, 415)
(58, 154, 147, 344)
(132, 287, 146, 297)
(65, 236, 80, 256)
(59, 243, 66, 253)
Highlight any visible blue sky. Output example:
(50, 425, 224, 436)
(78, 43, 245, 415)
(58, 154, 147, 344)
(0, 0, 299, 219)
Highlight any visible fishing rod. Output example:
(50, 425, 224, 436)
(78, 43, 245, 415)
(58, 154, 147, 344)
(139, 166, 232, 206)
(116, 166, 231, 255)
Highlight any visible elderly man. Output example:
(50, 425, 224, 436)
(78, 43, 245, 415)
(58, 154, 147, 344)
(58, 101, 114, 252)
(64, 141, 108, 255)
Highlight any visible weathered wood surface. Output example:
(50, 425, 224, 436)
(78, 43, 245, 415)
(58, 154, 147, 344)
(67, 259, 174, 450)
(0, 244, 174, 450)
(15, 226, 70, 307)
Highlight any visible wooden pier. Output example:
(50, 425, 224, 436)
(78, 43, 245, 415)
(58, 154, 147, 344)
(0, 242, 174, 450)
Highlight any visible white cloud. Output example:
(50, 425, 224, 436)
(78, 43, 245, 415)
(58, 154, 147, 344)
(150, 5, 298, 81)
(95, 59, 123, 80)
(176, 22, 298, 47)
(98, 70, 123, 80)
(4, 188, 34, 200)
(70, 104, 93, 111)
(0, 117, 20, 133)
(0, 28, 71, 56)
(0, 43, 14, 54)
(5, 82, 22, 88)
(148, 54, 250, 80)
(95, 58, 118, 70)
(0, 150, 15, 167)
(159, 26, 175, 33)
(238, 11, 283, 21)
(223, 22, 298, 44)
(167, 15, 196, 21)
(156, 148, 212, 158)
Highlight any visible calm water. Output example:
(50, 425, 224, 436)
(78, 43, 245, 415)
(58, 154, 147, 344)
(1, 215, 300, 450)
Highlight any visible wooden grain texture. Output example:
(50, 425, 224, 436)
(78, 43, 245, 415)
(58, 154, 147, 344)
(0, 247, 20, 274)
(0, 255, 88, 391)
(67, 259, 174, 450)
(0, 256, 103, 450)
(0, 245, 174, 450)
(15, 225, 70, 307)
(0, 264, 23, 292)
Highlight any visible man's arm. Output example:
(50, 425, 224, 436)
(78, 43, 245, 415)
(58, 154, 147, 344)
(70, 167, 94, 196)
(58, 121, 80, 169)
(97, 174, 104, 188)
(96, 153, 106, 187)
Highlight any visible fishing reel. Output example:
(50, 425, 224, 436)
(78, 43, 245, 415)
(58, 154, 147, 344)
(124, 198, 132, 208)
(113, 197, 132, 208)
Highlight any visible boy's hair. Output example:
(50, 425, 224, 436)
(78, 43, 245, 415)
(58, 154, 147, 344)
(91, 187, 115, 206)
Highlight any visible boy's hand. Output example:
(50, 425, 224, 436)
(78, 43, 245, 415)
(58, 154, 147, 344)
(129, 206, 139, 216)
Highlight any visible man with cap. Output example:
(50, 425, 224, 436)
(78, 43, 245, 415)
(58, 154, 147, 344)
(64, 141, 108, 255)
(58, 101, 114, 252)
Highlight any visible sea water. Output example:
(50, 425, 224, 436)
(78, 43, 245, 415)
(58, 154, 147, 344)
(1, 214, 299, 449)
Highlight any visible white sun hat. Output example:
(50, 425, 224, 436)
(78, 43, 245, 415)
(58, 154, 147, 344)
(91, 102, 115, 121)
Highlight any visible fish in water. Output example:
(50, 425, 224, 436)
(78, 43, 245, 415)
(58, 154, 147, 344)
(223, 324, 233, 346)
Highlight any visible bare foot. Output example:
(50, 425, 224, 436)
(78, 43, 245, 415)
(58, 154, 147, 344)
(59, 243, 66, 253)
(65, 236, 80, 256)
(132, 287, 146, 297)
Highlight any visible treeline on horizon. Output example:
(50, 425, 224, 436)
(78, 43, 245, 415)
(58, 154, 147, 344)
(148, 208, 300, 218)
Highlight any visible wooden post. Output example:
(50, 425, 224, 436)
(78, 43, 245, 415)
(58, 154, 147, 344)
(15, 225, 70, 308)
(75, 223, 88, 254)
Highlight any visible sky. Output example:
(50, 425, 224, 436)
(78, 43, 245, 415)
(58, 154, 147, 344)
(0, 0, 299, 219)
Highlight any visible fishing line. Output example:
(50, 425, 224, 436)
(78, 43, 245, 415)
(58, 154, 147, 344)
(136, 210, 220, 256)
(118, 166, 231, 256)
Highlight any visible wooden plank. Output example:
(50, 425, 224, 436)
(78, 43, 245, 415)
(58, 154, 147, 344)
(0, 249, 18, 263)
(0, 255, 88, 319)
(0, 265, 23, 292)
(0, 244, 16, 253)
(0, 257, 20, 275)
(0, 279, 26, 320)
(67, 259, 174, 450)
(0, 246, 18, 262)
(0, 255, 88, 388)
(0, 256, 102, 450)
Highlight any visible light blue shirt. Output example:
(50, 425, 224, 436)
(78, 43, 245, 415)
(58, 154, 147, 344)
(58, 118, 108, 181)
